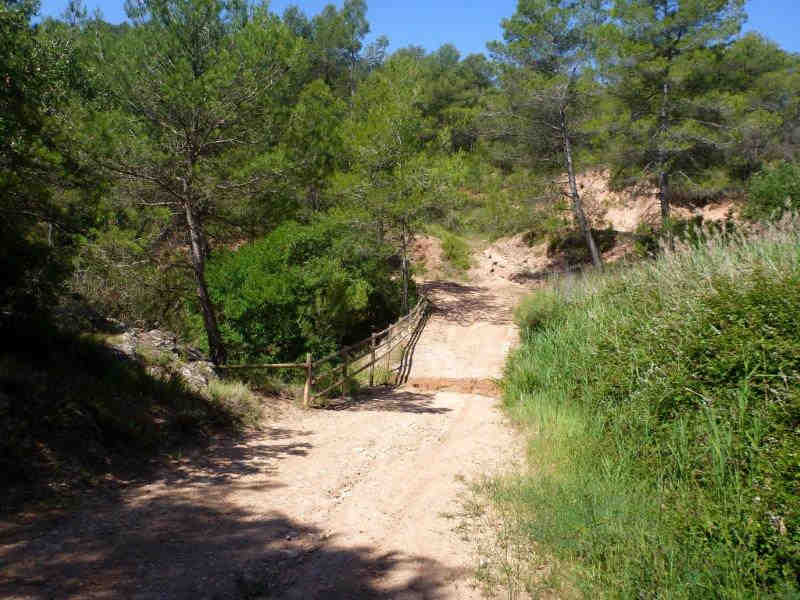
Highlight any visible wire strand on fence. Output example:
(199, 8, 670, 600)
(219, 297, 429, 407)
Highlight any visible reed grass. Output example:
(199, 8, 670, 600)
(494, 216, 800, 598)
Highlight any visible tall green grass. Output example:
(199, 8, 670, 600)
(496, 217, 800, 598)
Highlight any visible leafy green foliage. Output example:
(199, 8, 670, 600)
(440, 233, 472, 273)
(0, 0, 99, 316)
(500, 223, 800, 597)
(285, 79, 347, 212)
(442, 158, 567, 240)
(426, 224, 473, 273)
(744, 161, 800, 221)
(203, 218, 408, 363)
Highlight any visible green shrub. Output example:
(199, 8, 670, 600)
(513, 288, 566, 334)
(206, 379, 262, 428)
(440, 231, 472, 272)
(434, 157, 566, 240)
(634, 216, 736, 258)
(499, 220, 800, 598)
(744, 161, 800, 221)
(547, 228, 617, 265)
(202, 217, 410, 363)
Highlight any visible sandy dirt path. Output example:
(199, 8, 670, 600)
(1, 279, 525, 600)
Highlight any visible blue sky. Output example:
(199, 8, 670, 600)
(38, 0, 800, 56)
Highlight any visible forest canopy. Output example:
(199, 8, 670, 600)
(2, 0, 799, 364)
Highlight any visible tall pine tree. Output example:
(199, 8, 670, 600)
(489, 0, 608, 267)
(609, 0, 745, 221)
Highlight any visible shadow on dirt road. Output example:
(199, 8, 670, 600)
(0, 423, 461, 599)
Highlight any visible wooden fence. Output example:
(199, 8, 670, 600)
(219, 297, 429, 407)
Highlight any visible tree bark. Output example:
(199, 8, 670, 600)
(184, 199, 227, 366)
(658, 79, 671, 223)
(560, 107, 602, 268)
(400, 220, 409, 314)
(658, 168, 670, 223)
(307, 183, 320, 211)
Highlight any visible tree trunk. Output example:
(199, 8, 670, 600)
(400, 220, 409, 314)
(561, 108, 602, 268)
(306, 183, 320, 211)
(184, 200, 227, 366)
(658, 79, 671, 223)
(658, 168, 670, 223)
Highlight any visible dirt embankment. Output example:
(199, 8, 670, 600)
(575, 170, 737, 232)
(465, 171, 739, 286)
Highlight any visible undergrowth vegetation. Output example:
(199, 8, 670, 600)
(426, 223, 474, 274)
(744, 161, 800, 221)
(494, 218, 800, 598)
(201, 218, 409, 363)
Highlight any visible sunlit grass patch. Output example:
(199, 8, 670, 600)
(497, 216, 800, 598)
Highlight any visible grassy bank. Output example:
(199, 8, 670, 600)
(493, 218, 800, 598)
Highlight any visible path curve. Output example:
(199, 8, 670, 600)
(1, 279, 525, 600)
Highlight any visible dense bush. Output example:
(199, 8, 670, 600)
(633, 216, 737, 258)
(744, 161, 800, 221)
(498, 220, 800, 598)
(440, 232, 472, 272)
(547, 228, 617, 265)
(203, 219, 410, 363)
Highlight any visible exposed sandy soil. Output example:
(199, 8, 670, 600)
(1, 274, 522, 599)
(406, 281, 526, 386)
(466, 171, 738, 286)
(576, 170, 738, 232)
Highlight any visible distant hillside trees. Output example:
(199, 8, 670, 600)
(3, 0, 799, 365)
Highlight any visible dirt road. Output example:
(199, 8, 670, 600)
(1, 279, 524, 600)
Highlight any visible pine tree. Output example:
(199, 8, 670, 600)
(489, 0, 608, 267)
(609, 0, 745, 221)
(88, 0, 303, 364)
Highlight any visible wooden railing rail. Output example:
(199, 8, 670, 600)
(218, 296, 429, 408)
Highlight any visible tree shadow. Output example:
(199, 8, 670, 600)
(395, 305, 429, 386)
(323, 388, 450, 414)
(421, 280, 515, 326)
(157, 428, 314, 487)
(1, 496, 463, 599)
(0, 319, 287, 513)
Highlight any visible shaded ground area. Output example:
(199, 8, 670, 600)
(1, 279, 521, 600)
(1, 391, 511, 600)
(325, 388, 451, 414)
(422, 281, 516, 326)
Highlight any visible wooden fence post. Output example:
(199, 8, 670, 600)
(342, 351, 348, 398)
(303, 352, 312, 408)
(370, 332, 376, 386)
